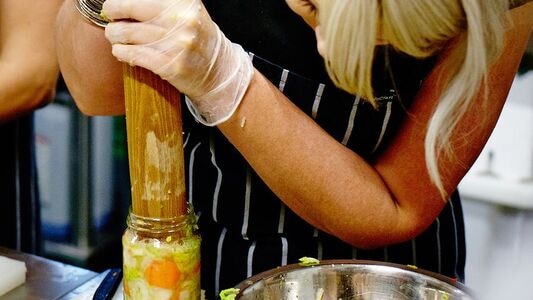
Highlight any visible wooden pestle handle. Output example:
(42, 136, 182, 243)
(123, 65, 187, 218)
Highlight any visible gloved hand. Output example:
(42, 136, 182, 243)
(102, 0, 254, 125)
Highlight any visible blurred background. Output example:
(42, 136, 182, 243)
(32, 77, 129, 272)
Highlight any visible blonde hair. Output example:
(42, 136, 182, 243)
(319, 0, 509, 198)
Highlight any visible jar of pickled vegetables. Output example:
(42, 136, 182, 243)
(122, 203, 201, 300)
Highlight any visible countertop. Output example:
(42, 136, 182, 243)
(0, 247, 98, 300)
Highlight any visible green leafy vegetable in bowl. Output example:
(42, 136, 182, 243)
(220, 288, 240, 300)
(298, 257, 320, 267)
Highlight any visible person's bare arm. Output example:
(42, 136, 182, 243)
(0, 0, 63, 123)
(55, 0, 124, 116)
(218, 4, 533, 248)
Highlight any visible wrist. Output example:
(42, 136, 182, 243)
(185, 44, 254, 126)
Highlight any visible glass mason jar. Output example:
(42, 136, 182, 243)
(122, 204, 201, 300)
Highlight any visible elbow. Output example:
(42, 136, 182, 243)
(341, 233, 413, 251)
(21, 71, 59, 113)
(33, 77, 58, 109)
(342, 229, 421, 250)
(335, 213, 430, 250)
(0, 70, 58, 123)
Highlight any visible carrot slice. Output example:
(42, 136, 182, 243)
(144, 259, 181, 289)
(123, 279, 131, 296)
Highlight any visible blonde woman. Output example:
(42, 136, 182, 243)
(56, 0, 532, 298)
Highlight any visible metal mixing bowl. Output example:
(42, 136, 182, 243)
(234, 260, 474, 300)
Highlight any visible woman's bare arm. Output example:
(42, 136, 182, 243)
(0, 0, 63, 123)
(55, 0, 124, 116)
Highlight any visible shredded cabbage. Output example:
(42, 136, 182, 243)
(122, 229, 201, 300)
(298, 257, 320, 266)
(219, 288, 240, 300)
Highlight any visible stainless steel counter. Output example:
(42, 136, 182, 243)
(0, 247, 98, 300)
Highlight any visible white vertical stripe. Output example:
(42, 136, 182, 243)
(449, 199, 460, 278)
(276, 68, 289, 244)
(209, 137, 223, 222)
(281, 237, 288, 266)
(188, 142, 202, 208)
(278, 69, 289, 92)
(311, 83, 325, 119)
(436, 217, 442, 273)
(247, 241, 257, 278)
(341, 96, 361, 145)
(278, 204, 286, 234)
(183, 132, 190, 148)
(371, 101, 393, 153)
(383, 246, 389, 262)
(215, 228, 227, 296)
(241, 168, 252, 240)
(276, 69, 289, 253)
(313, 229, 319, 238)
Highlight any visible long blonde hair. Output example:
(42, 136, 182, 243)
(319, 0, 509, 198)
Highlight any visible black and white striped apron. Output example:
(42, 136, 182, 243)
(182, 50, 466, 299)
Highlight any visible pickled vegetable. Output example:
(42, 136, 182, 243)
(219, 288, 240, 300)
(122, 228, 201, 300)
(298, 257, 320, 267)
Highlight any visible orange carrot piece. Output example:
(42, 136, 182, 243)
(123, 279, 131, 296)
(144, 259, 181, 289)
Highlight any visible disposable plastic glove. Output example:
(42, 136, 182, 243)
(102, 0, 254, 125)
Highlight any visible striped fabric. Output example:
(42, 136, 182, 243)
(182, 51, 465, 299)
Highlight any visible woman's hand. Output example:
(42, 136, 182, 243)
(102, 0, 253, 125)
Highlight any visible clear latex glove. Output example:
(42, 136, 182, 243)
(102, 0, 254, 125)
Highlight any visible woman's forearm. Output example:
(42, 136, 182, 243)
(219, 71, 411, 248)
(0, 63, 57, 122)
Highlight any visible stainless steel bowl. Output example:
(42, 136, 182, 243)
(235, 260, 474, 300)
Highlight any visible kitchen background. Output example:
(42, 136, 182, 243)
(32, 38, 533, 300)
(459, 52, 533, 299)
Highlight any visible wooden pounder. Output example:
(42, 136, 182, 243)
(123, 65, 187, 219)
